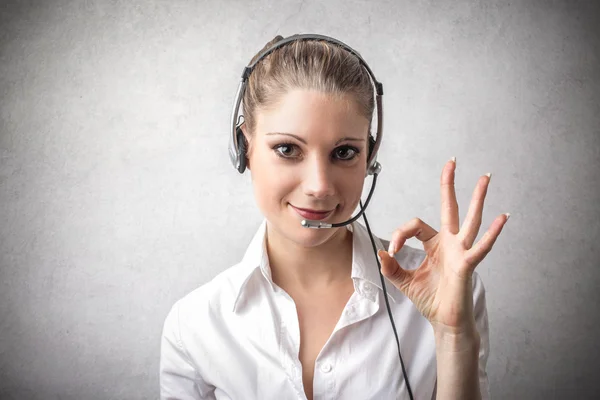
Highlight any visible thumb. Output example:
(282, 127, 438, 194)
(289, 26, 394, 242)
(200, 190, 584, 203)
(377, 249, 412, 292)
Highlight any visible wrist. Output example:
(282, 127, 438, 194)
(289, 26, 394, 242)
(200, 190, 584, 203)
(433, 324, 480, 353)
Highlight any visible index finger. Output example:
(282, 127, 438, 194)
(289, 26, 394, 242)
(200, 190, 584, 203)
(441, 157, 459, 234)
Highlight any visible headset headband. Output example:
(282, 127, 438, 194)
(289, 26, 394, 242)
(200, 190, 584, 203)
(229, 34, 384, 176)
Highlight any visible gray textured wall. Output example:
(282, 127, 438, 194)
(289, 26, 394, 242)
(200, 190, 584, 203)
(1, 0, 598, 399)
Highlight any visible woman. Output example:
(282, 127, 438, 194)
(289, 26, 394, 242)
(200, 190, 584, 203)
(160, 34, 508, 400)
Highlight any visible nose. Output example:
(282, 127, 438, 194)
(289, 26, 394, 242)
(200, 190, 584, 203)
(302, 154, 336, 199)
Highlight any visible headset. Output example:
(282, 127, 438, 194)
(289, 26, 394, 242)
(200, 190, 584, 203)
(229, 34, 414, 400)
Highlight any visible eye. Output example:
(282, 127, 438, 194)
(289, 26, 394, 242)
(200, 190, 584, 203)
(273, 143, 301, 159)
(333, 146, 360, 161)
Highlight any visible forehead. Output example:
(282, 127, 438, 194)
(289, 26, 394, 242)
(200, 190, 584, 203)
(255, 89, 369, 138)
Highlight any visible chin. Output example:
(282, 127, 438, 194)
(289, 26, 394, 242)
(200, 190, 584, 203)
(291, 224, 340, 248)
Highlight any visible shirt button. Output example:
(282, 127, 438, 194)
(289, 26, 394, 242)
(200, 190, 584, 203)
(320, 363, 333, 373)
(363, 284, 374, 293)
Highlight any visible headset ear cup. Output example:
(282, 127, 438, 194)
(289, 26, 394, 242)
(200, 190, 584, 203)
(236, 126, 248, 173)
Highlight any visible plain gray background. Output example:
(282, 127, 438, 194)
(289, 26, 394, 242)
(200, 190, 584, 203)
(1, 0, 598, 399)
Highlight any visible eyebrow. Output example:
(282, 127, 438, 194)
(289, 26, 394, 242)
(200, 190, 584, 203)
(265, 132, 366, 146)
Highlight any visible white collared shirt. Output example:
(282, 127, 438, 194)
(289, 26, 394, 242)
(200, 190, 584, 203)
(160, 220, 490, 400)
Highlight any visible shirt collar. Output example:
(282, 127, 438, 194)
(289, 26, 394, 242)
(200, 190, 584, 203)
(232, 219, 401, 312)
(347, 222, 401, 304)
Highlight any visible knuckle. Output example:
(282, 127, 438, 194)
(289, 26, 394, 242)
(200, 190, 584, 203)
(392, 227, 404, 239)
(410, 217, 423, 226)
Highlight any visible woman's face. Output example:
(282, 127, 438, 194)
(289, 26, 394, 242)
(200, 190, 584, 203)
(245, 89, 371, 248)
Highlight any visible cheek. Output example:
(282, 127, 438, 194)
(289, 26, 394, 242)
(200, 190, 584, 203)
(253, 173, 293, 199)
(340, 171, 366, 207)
(250, 153, 296, 206)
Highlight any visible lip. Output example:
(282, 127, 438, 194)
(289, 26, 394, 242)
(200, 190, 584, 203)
(290, 204, 335, 221)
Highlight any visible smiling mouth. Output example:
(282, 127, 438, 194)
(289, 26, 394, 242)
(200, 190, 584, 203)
(289, 204, 335, 221)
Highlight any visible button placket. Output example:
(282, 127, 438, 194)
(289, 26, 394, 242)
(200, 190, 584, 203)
(320, 362, 333, 373)
(275, 290, 304, 393)
(313, 358, 336, 399)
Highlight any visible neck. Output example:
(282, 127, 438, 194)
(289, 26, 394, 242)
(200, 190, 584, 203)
(266, 223, 354, 294)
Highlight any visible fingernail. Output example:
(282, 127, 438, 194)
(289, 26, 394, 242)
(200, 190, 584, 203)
(450, 156, 456, 163)
(504, 212, 511, 220)
(485, 172, 492, 179)
(387, 242, 395, 257)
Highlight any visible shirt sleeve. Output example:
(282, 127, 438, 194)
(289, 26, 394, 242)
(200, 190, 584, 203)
(160, 300, 216, 400)
(472, 272, 491, 400)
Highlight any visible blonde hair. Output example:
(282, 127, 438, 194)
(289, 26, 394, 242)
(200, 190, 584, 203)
(242, 35, 375, 136)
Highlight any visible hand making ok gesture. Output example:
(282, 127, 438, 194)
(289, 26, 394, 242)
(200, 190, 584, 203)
(378, 157, 509, 334)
